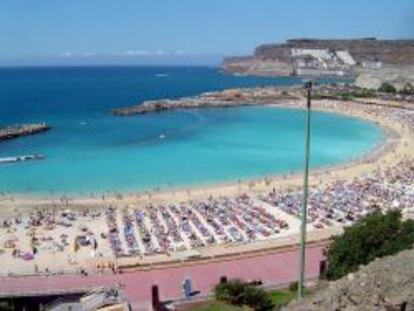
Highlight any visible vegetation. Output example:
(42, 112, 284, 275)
(0, 302, 13, 311)
(190, 301, 247, 311)
(352, 88, 376, 98)
(378, 82, 397, 93)
(214, 279, 274, 311)
(210, 279, 301, 311)
(288, 281, 298, 293)
(311, 94, 338, 100)
(268, 290, 297, 310)
(312, 88, 376, 101)
(326, 210, 414, 280)
(339, 93, 354, 101)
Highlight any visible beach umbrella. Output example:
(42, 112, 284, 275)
(22, 252, 34, 261)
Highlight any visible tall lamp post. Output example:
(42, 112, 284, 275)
(298, 81, 312, 299)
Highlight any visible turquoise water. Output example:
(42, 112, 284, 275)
(0, 67, 381, 195)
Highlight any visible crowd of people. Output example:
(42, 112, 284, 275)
(0, 206, 103, 272)
(260, 166, 414, 229)
(102, 194, 290, 257)
(261, 102, 414, 229)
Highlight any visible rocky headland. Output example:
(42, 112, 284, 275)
(0, 123, 51, 141)
(112, 87, 298, 116)
(113, 83, 414, 116)
(222, 38, 414, 90)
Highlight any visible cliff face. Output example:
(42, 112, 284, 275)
(221, 56, 293, 77)
(354, 65, 414, 90)
(222, 38, 414, 77)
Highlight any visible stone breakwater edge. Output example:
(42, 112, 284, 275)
(0, 123, 50, 141)
(0, 87, 412, 215)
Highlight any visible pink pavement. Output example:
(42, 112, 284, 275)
(0, 245, 324, 306)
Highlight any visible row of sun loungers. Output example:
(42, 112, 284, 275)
(104, 195, 290, 257)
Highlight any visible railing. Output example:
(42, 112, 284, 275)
(0, 286, 92, 299)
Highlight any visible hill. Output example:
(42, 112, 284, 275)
(222, 38, 414, 78)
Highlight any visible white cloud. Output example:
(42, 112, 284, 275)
(123, 50, 151, 56)
(61, 51, 74, 57)
(57, 49, 209, 58)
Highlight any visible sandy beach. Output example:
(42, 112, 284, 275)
(0, 95, 413, 276)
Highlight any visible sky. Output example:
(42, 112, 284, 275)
(0, 0, 413, 66)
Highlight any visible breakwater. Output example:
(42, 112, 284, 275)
(112, 87, 297, 116)
(0, 123, 51, 141)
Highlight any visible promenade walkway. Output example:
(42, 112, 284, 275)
(0, 244, 324, 310)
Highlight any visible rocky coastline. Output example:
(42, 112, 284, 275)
(112, 83, 414, 116)
(112, 87, 298, 116)
(0, 123, 51, 141)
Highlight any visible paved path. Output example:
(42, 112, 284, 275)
(0, 245, 324, 310)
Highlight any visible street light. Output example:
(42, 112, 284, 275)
(298, 81, 312, 299)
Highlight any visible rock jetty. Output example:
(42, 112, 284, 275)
(0, 123, 51, 141)
(112, 87, 297, 116)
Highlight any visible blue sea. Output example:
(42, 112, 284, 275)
(0, 66, 382, 195)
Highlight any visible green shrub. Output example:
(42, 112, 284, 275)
(214, 279, 274, 311)
(353, 89, 376, 98)
(243, 286, 274, 311)
(340, 93, 354, 101)
(326, 210, 414, 280)
(378, 82, 397, 93)
(269, 290, 297, 310)
(311, 94, 333, 100)
(214, 279, 246, 305)
(288, 281, 298, 292)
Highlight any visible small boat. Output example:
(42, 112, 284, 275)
(0, 154, 44, 164)
(159, 134, 166, 139)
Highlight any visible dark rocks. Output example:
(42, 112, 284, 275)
(0, 123, 51, 141)
(112, 87, 297, 116)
